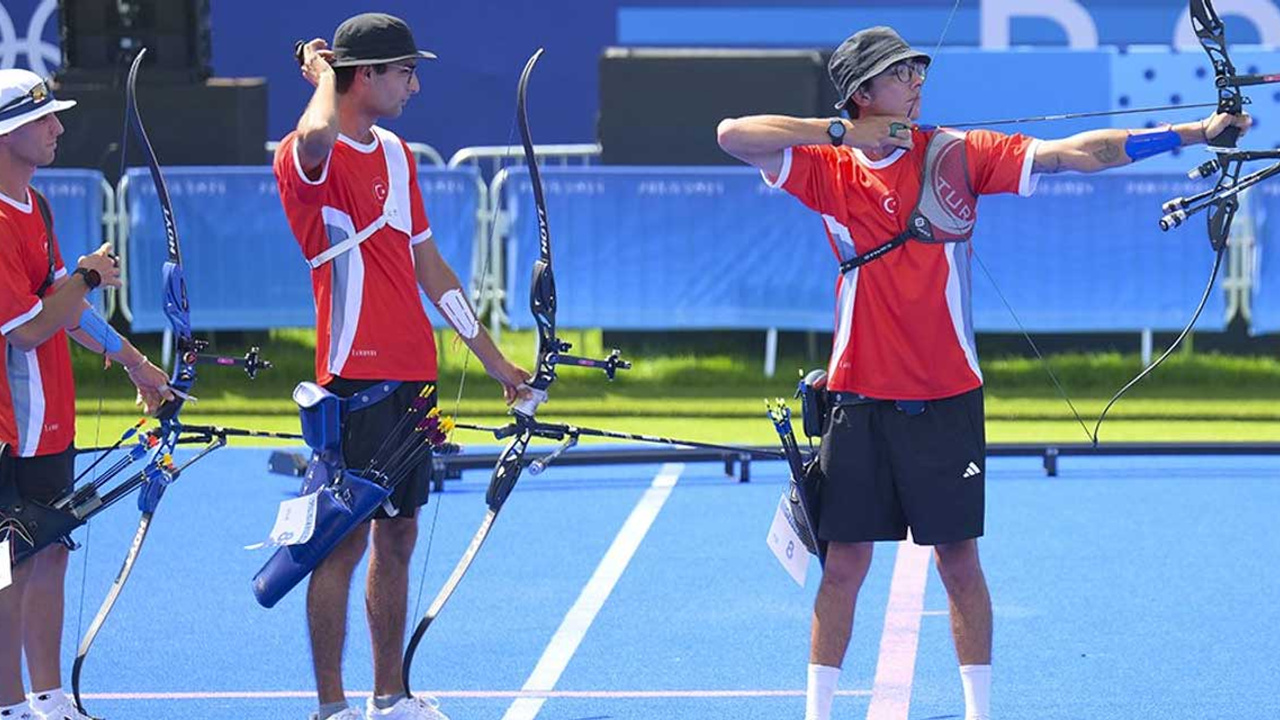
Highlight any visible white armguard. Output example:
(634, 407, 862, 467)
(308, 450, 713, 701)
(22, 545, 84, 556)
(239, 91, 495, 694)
(438, 288, 480, 339)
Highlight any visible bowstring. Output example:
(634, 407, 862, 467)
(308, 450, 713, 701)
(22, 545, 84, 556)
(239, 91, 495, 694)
(925, 1, 1093, 445)
(408, 79, 528, 637)
(75, 48, 138, 648)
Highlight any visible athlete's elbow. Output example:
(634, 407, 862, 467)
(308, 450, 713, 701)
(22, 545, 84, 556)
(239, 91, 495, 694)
(716, 118, 747, 154)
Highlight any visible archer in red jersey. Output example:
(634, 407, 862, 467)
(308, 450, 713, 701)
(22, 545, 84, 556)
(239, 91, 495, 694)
(719, 25, 1251, 720)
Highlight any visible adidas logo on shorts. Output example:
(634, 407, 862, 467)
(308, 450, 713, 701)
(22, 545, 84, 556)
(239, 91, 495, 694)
(962, 461, 982, 479)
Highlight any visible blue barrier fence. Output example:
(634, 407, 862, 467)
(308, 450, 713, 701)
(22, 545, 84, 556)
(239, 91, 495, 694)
(30, 160, 1273, 342)
(500, 166, 1232, 334)
(1254, 184, 1280, 334)
(122, 165, 483, 333)
(30, 169, 110, 315)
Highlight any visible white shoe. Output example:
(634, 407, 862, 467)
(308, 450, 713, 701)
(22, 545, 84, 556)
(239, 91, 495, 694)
(308, 708, 364, 720)
(0, 704, 35, 720)
(30, 699, 93, 720)
(365, 695, 450, 720)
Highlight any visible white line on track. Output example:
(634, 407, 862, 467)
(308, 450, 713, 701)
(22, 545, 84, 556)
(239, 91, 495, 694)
(82, 689, 873, 701)
(865, 536, 932, 720)
(501, 462, 684, 720)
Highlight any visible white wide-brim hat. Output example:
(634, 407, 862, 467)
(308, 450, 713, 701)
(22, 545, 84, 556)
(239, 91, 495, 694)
(0, 68, 75, 136)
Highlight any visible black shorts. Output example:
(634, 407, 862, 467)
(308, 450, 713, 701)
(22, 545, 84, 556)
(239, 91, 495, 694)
(324, 377, 436, 520)
(5, 443, 76, 506)
(817, 387, 985, 546)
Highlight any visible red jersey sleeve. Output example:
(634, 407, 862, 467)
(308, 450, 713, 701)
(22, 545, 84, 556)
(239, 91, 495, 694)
(964, 129, 1040, 197)
(763, 145, 851, 217)
(273, 132, 332, 207)
(403, 140, 433, 246)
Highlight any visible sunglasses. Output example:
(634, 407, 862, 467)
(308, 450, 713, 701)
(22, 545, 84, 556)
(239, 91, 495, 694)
(0, 81, 50, 115)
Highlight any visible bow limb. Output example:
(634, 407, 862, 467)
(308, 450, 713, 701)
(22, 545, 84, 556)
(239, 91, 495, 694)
(73, 49, 194, 716)
(400, 425, 532, 694)
(1091, 0, 1253, 443)
(402, 48, 552, 698)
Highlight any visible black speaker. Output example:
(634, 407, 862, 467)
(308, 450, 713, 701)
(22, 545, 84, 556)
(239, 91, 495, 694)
(598, 48, 827, 165)
(49, 79, 268, 180)
(57, 0, 213, 84)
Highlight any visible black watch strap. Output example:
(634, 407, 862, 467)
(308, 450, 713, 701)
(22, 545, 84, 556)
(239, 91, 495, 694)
(827, 119, 846, 147)
(73, 267, 101, 290)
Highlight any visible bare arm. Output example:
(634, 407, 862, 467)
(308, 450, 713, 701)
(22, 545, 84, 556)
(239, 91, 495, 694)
(1032, 112, 1252, 174)
(716, 114, 912, 176)
(293, 39, 340, 175)
(411, 240, 529, 401)
(7, 277, 91, 351)
(6, 244, 118, 351)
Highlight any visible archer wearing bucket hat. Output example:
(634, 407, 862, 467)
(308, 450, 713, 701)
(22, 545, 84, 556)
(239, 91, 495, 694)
(717, 23, 1253, 720)
(274, 13, 529, 720)
(829, 26, 931, 116)
(0, 68, 172, 720)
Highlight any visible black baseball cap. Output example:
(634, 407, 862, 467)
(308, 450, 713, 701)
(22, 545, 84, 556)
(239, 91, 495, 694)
(329, 13, 437, 67)
(829, 26, 930, 110)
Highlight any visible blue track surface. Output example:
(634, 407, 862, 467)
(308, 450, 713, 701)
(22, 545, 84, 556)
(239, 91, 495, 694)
(52, 448, 1280, 719)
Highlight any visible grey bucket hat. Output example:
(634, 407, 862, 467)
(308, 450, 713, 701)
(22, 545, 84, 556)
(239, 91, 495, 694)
(829, 26, 930, 110)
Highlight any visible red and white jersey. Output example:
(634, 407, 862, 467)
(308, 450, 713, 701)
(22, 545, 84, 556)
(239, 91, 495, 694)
(274, 127, 438, 385)
(766, 128, 1039, 399)
(0, 189, 75, 457)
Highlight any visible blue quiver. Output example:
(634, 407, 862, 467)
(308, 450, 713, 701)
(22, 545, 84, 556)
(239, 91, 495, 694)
(251, 468, 390, 608)
(251, 381, 398, 608)
(295, 381, 343, 453)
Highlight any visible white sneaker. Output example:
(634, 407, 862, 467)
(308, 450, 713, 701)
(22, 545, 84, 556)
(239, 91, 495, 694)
(308, 708, 364, 720)
(0, 704, 35, 720)
(365, 695, 450, 720)
(30, 699, 92, 720)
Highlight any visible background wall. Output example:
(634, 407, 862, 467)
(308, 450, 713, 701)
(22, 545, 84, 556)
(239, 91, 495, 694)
(0, 0, 1277, 158)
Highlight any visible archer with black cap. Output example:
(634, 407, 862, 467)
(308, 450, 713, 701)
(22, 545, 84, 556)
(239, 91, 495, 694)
(718, 24, 1250, 720)
(274, 13, 529, 720)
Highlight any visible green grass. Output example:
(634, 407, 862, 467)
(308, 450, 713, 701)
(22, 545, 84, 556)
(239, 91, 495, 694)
(71, 328, 1280, 448)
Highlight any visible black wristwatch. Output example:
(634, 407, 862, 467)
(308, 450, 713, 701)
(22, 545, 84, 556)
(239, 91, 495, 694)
(827, 118, 847, 147)
(73, 267, 101, 290)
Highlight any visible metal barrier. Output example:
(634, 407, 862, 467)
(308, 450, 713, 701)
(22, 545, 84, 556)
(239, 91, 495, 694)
(99, 176, 119, 321)
(447, 143, 601, 174)
(451, 143, 603, 331)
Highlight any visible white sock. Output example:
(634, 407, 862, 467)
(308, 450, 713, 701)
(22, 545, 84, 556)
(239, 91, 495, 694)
(805, 663, 840, 720)
(29, 688, 67, 715)
(959, 664, 992, 720)
(0, 701, 32, 718)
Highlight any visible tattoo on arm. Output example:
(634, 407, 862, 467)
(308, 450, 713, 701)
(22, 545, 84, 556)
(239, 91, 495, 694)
(1033, 146, 1064, 174)
(1090, 139, 1123, 166)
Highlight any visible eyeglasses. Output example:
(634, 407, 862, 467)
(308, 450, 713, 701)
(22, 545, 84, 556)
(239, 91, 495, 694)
(887, 61, 927, 85)
(0, 82, 50, 115)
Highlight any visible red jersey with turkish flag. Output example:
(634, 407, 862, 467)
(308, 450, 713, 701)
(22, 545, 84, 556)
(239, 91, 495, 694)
(274, 127, 437, 385)
(765, 128, 1039, 400)
(0, 189, 76, 457)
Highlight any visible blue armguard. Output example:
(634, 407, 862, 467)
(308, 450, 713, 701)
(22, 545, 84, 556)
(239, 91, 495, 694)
(77, 306, 122, 354)
(1125, 129, 1181, 161)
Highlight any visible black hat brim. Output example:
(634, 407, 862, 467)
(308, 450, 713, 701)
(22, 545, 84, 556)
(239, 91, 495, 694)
(330, 49, 438, 68)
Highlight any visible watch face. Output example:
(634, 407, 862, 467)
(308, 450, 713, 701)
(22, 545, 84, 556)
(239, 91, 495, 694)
(829, 121, 845, 138)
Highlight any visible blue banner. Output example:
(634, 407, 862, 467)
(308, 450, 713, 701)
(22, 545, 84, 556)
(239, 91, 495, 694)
(503, 166, 1229, 334)
(123, 165, 482, 333)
